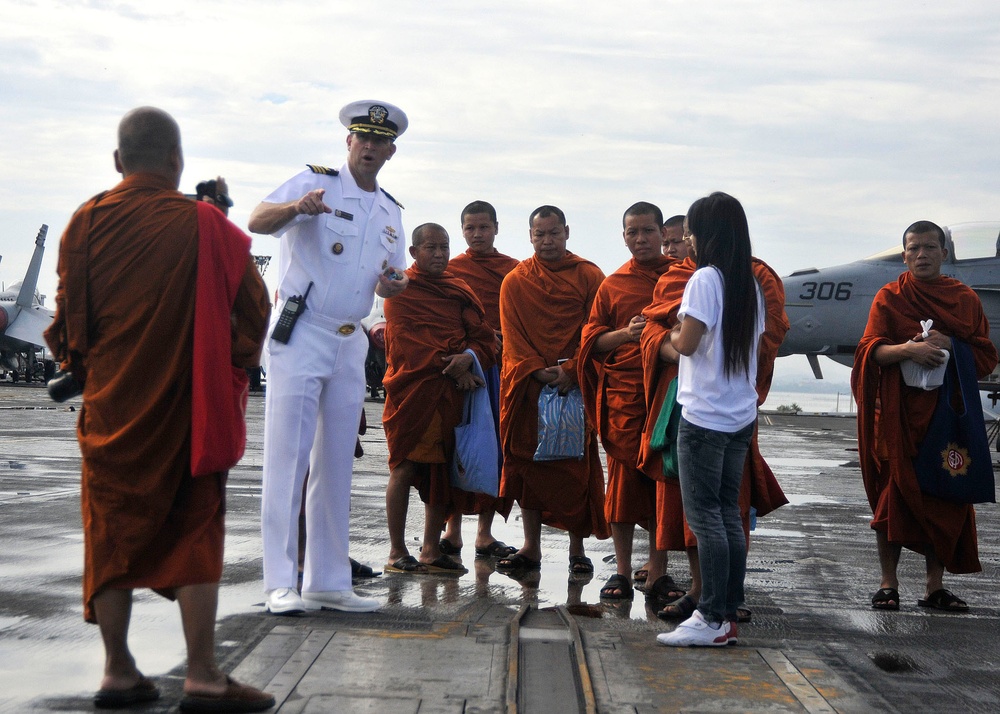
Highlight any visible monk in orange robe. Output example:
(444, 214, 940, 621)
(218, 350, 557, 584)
(439, 201, 521, 559)
(579, 202, 672, 600)
(44, 108, 272, 709)
(853, 221, 997, 612)
(498, 205, 610, 574)
(640, 233, 788, 617)
(382, 223, 497, 574)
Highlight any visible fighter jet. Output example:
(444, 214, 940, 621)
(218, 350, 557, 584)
(1, 225, 55, 380)
(779, 221, 1000, 379)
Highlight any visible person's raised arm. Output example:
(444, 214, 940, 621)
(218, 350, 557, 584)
(247, 189, 331, 235)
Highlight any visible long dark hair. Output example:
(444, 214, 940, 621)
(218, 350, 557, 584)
(686, 192, 757, 378)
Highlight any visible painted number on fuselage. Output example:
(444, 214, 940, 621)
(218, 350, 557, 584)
(798, 281, 852, 301)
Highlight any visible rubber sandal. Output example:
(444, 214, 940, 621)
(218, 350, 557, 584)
(917, 588, 968, 612)
(599, 574, 634, 601)
(497, 553, 541, 571)
(438, 538, 462, 555)
(656, 594, 697, 621)
(871, 587, 900, 611)
(422, 555, 468, 574)
(384, 555, 429, 574)
(350, 558, 381, 579)
(644, 574, 687, 609)
(94, 676, 160, 709)
(568, 555, 594, 574)
(475, 540, 518, 558)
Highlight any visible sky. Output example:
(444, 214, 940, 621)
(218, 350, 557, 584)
(2, 1, 998, 391)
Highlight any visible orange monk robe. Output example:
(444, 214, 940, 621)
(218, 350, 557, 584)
(382, 265, 497, 506)
(448, 249, 521, 335)
(579, 255, 671, 525)
(44, 173, 270, 622)
(851, 272, 997, 573)
(639, 258, 789, 551)
(447, 248, 520, 518)
(499, 253, 610, 539)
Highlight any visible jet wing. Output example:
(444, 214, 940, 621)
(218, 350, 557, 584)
(970, 286, 1000, 346)
(5, 303, 54, 347)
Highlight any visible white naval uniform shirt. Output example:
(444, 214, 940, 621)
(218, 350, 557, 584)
(264, 164, 406, 324)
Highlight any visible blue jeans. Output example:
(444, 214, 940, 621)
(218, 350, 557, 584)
(677, 416, 755, 624)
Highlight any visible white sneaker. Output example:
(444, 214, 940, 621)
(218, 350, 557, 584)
(656, 610, 729, 647)
(302, 590, 382, 613)
(265, 587, 305, 615)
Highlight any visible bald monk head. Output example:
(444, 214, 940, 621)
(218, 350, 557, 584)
(661, 214, 689, 260)
(528, 205, 569, 263)
(461, 200, 500, 256)
(901, 220, 949, 282)
(409, 223, 451, 277)
(622, 201, 666, 266)
(113, 106, 184, 188)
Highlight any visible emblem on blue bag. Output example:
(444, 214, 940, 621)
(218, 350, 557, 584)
(941, 444, 970, 477)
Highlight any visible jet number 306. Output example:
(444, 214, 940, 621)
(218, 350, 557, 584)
(798, 281, 852, 301)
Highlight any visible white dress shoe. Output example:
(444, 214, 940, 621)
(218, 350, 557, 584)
(265, 587, 305, 615)
(302, 590, 382, 613)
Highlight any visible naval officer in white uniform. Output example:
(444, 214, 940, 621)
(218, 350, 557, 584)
(250, 100, 409, 614)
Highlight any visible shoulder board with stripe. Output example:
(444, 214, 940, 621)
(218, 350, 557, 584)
(306, 164, 339, 176)
(380, 187, 404, 209)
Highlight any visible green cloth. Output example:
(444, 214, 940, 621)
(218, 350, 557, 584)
(649, 377, 681, 479)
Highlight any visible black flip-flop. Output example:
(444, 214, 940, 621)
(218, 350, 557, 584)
(94, 676, 160, 709)
(871, 587, 900, 611)
(438, 538, 462, 555)
(656, 594, 697, 621)
(497, 553, 541, 571)
(350, 558, 381, 579)
(568, 555, 594, 574)
(644, 574, 687, 609)
(385, 555, 429, 574)
(423, 554, 468, 574)
(918, 588, 968, 612)
(475, 540, 518, 558)
(599, 574, 634, 601)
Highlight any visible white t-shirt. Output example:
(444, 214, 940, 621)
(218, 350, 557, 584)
(676, 266, 764, 432)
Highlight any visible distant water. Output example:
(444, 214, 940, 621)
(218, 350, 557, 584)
(761, 389, 855, 414)
(762, 388, 1000, 421)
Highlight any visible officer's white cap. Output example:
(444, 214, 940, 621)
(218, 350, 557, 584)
(339, 100, 408, 139)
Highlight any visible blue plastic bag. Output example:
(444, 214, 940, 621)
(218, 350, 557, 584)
(533, 385, 586, 461)
(450, 351, 499, 496)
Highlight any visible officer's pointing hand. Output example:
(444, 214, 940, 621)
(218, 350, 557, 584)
(296, 189, 332, 216)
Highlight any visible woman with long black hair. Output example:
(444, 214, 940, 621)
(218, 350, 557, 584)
(657, 192, 764, 647)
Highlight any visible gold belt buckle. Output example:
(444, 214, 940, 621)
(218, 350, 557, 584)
(338, 324, 356, 335)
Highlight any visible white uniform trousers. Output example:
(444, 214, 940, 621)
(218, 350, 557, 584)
(261, 315, 367, 594)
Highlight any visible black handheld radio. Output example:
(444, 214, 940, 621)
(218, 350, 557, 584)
(271, 281, 314, 344)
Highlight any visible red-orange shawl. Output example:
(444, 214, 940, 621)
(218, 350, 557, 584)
(851, 271, 997, 573)
(191, 201, 258, 476)
(579, 255, 671, 463)
(382, 265, 497, 469)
